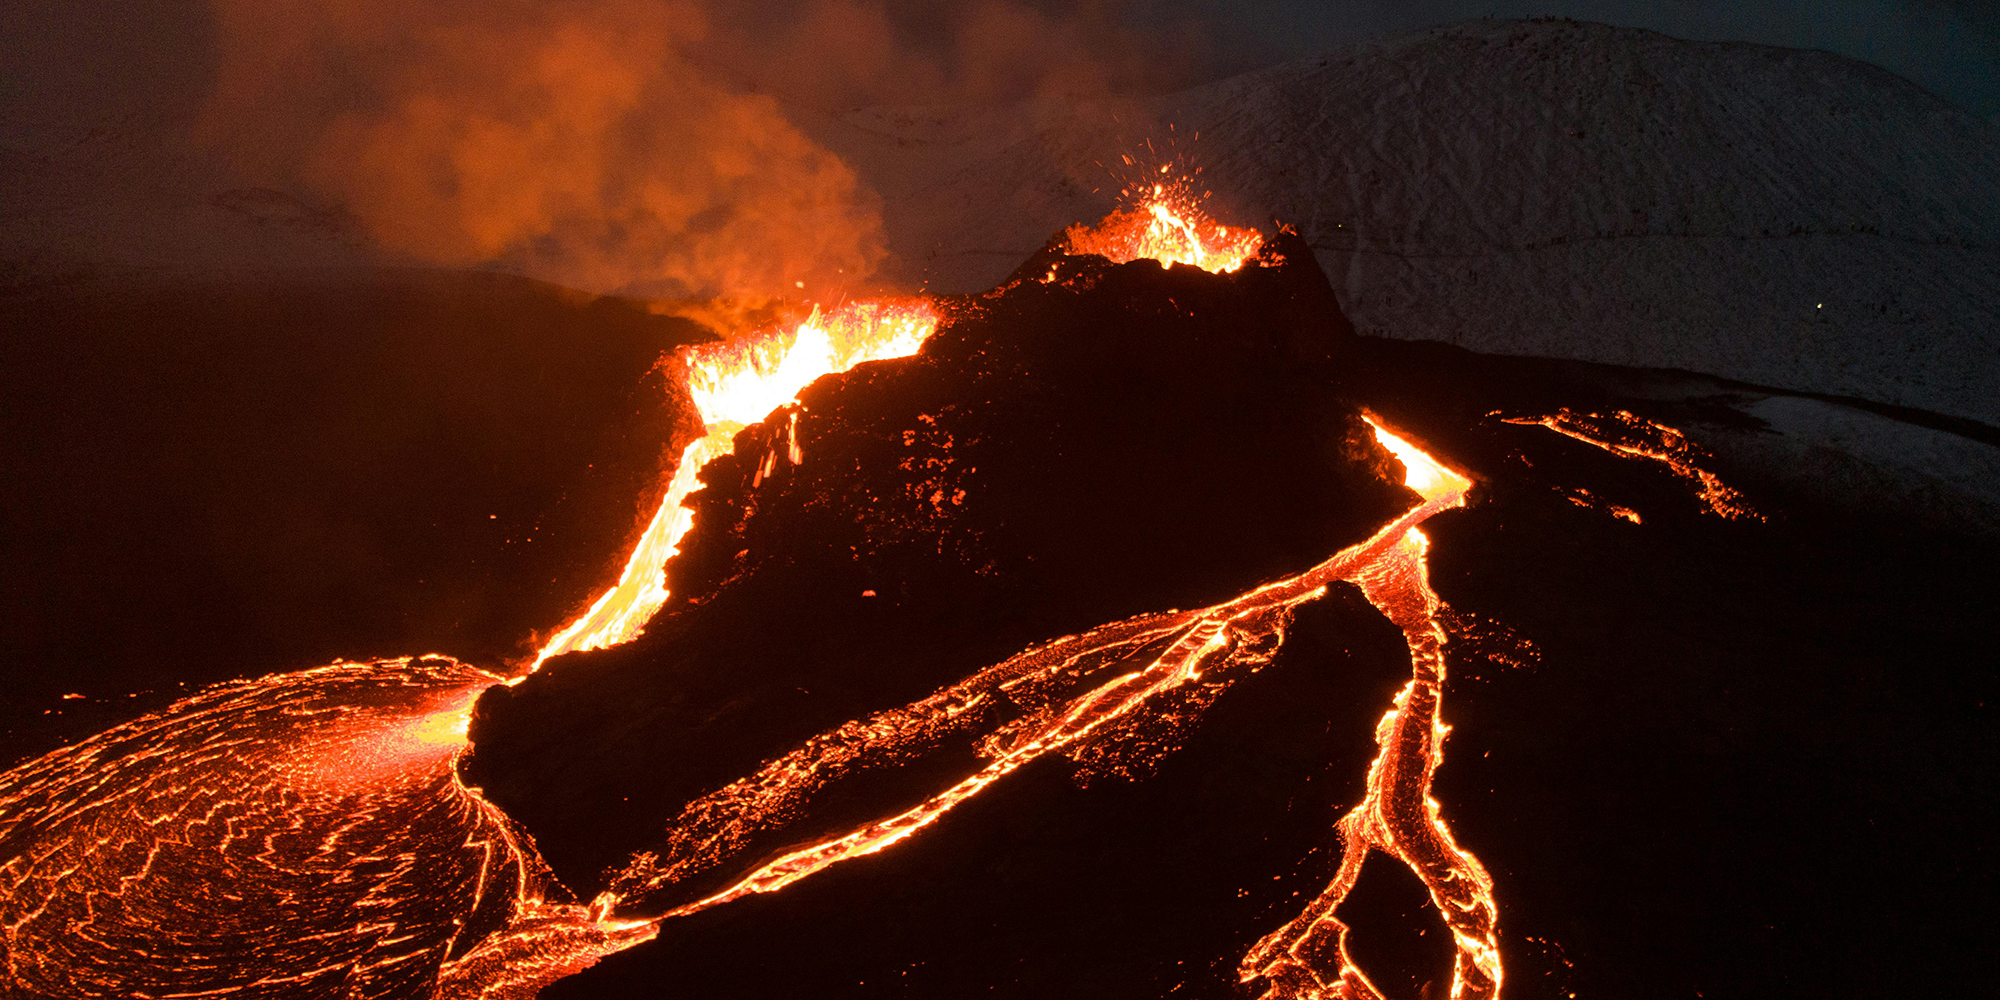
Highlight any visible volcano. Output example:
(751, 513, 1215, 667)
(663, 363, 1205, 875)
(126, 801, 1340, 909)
(4, 190, 1993, 1000)
(4, 18, 1998, 1000)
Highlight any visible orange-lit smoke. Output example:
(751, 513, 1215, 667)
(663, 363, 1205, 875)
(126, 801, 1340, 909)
(701, 0, 1210, 110)
(199, 0, 884, 298)
(197, 0, 1214, 298)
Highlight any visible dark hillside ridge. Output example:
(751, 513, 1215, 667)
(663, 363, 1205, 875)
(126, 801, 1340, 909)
(0, 269, 703, 762)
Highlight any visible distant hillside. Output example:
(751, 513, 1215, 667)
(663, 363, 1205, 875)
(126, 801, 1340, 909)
(822, 19, 2000, 426)
(7, 19, 1996, 424)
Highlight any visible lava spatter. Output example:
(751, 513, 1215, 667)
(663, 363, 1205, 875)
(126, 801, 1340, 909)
(1064, 184, 1264, 275)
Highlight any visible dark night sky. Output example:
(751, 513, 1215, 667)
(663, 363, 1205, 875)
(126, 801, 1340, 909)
(1141, 0, 2000, 119)
(4, 0, 1996, 130)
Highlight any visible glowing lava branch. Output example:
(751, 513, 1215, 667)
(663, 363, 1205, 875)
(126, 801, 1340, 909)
(0, 657, 653, 1000)
(591, 420, 1499, 1000)
(1064, 182, 1263, 274)
(1240, 420, 1503, 1000)
(532, 300, 938, 669)
(1501, 409, 1761, 521)
(437, 899, 656, 1000)
(635, 605, 1307, 919)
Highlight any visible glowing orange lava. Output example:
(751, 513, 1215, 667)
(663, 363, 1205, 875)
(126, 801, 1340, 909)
(580, 417, 1502, 1000)
(531, 299, 938, 668)
(0, 656, 653, 1000)
(1242, 419, 1502, 1000)
(1, 190, 1531, 999)
(1064, 183, 1264, 274)
(1501, 409, 1760, 522)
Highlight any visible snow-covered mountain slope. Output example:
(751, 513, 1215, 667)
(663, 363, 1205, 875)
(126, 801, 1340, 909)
(7, 19, 1995, 427)
(819, 19, 2000, 427)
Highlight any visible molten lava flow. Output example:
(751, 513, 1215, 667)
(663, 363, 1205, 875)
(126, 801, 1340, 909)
(532, 300, 938, 668)
(0, 298, 938, 997)
(579, 418, 1501, 1000)
(0, 657, 653, 1000)
(1501, 409, 1761, 521)
(1064, 183, 1264, 274)
(1, 408, 1499, 998)
(3, 167, 1521, 997)
(1241, 420, 1502, 1000)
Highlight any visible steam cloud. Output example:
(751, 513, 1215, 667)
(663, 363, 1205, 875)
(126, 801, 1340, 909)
(199, 0, 1205, 298)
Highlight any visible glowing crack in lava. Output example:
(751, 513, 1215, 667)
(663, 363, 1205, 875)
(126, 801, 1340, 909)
(531, 300, 939, 668)
(584, 419, 1500, 1000)
(0, 657, 652, 1000)
(1501, 409, 1761, 522)
(1064, 183, 1264, 274)
(1241, 423, 1499, 1000)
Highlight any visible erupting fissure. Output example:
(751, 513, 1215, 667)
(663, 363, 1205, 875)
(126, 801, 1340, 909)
(1065, 183, 1263, 274)
(531, 300, 939, 669)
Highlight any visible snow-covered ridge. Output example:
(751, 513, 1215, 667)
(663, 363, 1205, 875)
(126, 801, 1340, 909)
(6, 19, 1996, 426)
(822, 19, 2000, 426)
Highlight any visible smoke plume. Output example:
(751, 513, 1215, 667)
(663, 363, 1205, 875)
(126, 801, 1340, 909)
(198, 0, 1207, 298)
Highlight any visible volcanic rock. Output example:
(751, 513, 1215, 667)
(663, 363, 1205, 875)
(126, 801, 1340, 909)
(469, 236, 1997, 1000)
(465, 228, 1416, 933)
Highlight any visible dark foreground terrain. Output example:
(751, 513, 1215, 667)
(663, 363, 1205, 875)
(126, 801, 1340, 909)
(3, 243, 1993, 999)
(473, 240, 1995, 1000)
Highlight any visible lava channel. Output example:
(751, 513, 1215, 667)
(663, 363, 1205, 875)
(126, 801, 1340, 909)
(579, 415, 1500, 1000)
